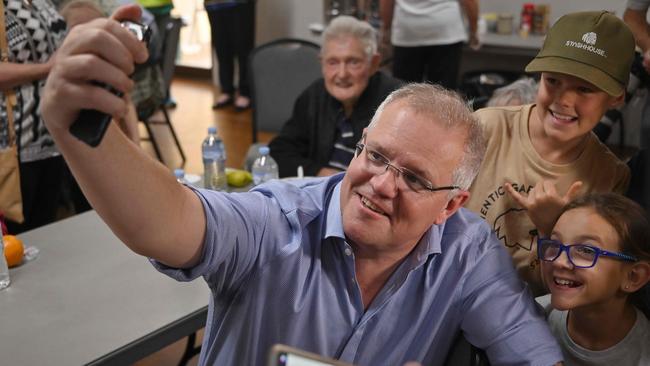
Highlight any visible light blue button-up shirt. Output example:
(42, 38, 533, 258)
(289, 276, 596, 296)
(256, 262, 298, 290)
(153, 174, 562, 366)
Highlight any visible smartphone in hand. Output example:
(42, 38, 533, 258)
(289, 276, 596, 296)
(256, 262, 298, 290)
(69, 20, 151, 147)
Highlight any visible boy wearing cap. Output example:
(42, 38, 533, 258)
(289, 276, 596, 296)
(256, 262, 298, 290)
(465, 11, 633, 295)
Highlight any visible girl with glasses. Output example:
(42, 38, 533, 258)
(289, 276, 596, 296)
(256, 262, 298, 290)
(537, 193, 650, 365)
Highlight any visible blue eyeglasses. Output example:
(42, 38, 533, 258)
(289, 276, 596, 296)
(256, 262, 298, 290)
(537, 238, 638, 269)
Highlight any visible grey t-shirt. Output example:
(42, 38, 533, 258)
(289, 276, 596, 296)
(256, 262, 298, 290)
(538, 295, 650, 365)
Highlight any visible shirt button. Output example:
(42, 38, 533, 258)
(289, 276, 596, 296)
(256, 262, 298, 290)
(344, 248, 352, 256)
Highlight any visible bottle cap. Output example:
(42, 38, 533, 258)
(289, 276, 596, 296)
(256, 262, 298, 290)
(208, 126, 217, 134)
(258, 146, 270, 155)
(174, 168, 185, 178)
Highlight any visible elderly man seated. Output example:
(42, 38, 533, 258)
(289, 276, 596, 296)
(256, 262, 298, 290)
(269, 15, 401, 178)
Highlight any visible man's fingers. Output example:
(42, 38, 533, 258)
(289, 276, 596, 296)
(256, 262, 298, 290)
(61, 79, 129, 118)
(109, 5, 149, 64)
(110, 4, 142, 23)
(505, 182, 529, 208)
(62, 19, 147, 75)
(58, 53, 135, 95)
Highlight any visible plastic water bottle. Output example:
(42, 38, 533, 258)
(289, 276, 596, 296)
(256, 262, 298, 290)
(0, 236, 10, 290)
(174, 168, 188, 184)
(202, 126, 227, 190)
(252, 146, 279, 185)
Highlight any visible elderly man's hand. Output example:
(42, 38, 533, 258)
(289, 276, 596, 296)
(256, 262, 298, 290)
(41, 4, 148, 138)
(505, 180, 582, 238)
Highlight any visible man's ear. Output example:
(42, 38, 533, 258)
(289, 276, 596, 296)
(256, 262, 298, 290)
(433, 190, 470, 225)
(622, 260, 650, 293)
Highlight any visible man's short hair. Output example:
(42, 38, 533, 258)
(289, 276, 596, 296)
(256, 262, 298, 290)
(322, 15, 377, 60)
(368, 83, 486, 191)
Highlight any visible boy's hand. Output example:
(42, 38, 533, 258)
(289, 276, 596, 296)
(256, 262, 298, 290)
(41, 4, 148, 138)
(505, 180, 583, 237)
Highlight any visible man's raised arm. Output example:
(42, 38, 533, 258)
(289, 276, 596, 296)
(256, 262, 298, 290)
(41, 5, 205, 268)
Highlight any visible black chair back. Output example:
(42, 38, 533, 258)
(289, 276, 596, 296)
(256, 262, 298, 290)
(248, 38, 321, 142)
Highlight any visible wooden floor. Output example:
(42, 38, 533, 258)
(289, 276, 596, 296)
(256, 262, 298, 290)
(132, 76, 275, 366)
(141, 76, 275, 174)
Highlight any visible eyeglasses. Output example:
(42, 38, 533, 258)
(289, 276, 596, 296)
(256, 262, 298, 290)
(354, 143, 460, 193)
(537, 238, 638, 269)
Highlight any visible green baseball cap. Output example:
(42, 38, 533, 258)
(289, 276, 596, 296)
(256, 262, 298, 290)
(525, 11, 635, 96)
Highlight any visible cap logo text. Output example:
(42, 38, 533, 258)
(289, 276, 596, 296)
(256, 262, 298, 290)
(564, 32, 606, 57)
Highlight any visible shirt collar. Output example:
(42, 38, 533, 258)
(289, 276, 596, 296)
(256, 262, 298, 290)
(414, 223, 444, 262)
(324, 181, 346, 240)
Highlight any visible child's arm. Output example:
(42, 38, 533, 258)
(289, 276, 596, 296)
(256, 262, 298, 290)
(505, 180, 582, 237)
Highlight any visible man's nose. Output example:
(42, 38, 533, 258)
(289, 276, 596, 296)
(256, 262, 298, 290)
(370, 166, 399, 198)
(337, 62, 350, 77)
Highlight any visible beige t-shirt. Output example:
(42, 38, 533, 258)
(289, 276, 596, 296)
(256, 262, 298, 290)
(466, 104, 630, 295)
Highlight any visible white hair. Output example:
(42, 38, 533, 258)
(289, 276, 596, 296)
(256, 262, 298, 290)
(368, 83, 486, 192)
(486, 77, 538, 107)
(322, 15, 377, 60)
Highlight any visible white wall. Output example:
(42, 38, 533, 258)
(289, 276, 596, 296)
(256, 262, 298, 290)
(253, 0, 631, 47)
(212, 0, 324, 88)
(256, 0, 324, 45)
(482, 0, 627, 24)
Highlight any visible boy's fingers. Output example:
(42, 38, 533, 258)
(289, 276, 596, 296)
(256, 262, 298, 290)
(564, 181, 583, 201)
(542, 180, 557, 196)
(505, 182, 528, 208)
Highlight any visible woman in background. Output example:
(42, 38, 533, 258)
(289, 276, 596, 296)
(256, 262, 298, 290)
(205, 0, 255, 110)
(0, 0, 66, 233)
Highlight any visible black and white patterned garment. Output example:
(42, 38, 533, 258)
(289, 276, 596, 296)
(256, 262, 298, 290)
(1, 0, 66, 163)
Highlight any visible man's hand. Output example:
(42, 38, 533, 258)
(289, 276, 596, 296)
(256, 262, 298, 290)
(41, 4, 148, 137)
(505, 180, 583, 237)
(468, 33, 481, 51)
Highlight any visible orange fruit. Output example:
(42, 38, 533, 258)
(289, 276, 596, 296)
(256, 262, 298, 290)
(3, 235, 24, 268)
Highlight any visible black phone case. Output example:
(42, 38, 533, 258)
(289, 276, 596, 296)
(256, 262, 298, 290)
(69, 109, 115, 147)
(68, 21, 150, 147)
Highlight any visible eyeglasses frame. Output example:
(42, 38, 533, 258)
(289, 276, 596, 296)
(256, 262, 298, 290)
(354, 142, 460, 193)
(537, 238, 638, 269)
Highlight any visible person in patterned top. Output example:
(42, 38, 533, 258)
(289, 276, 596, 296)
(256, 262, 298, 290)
(0, 0, 67, 233)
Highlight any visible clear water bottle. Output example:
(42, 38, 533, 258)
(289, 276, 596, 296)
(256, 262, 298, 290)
(252, 146, 279, 185)
(174, 168, 188, 184)
(202, 126, 227, 190)
(0, 236, 10, 290)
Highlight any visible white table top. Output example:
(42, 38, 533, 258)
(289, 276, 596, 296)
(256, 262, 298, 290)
(0, 211, 210, 365)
